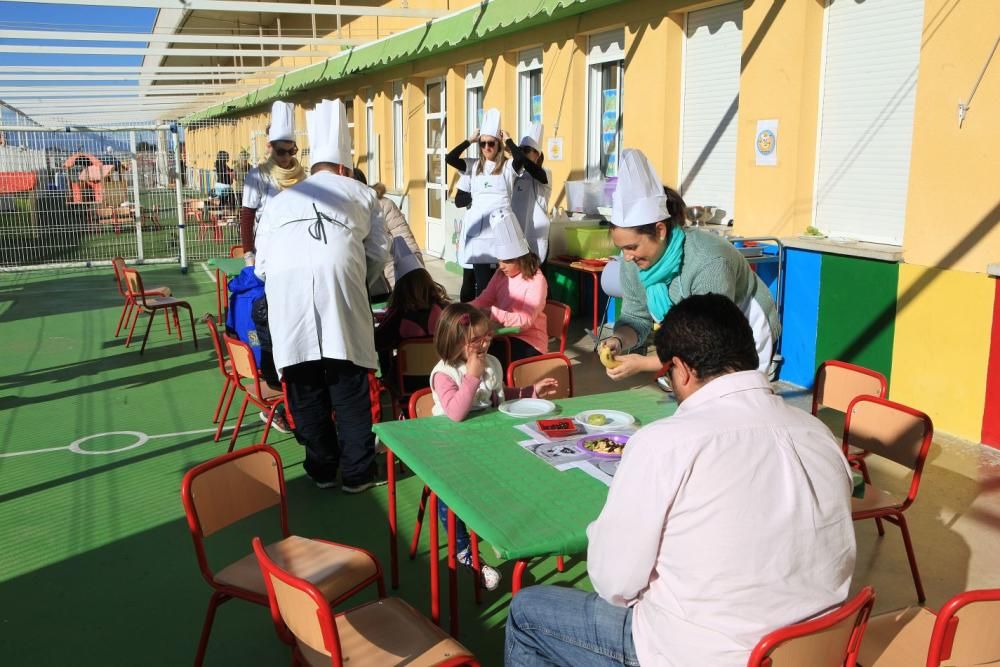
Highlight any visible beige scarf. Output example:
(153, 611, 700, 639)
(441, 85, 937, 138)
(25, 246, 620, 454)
(260, 157, 306, 190)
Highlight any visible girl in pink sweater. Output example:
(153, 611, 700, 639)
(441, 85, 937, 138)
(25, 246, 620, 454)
(471, 209, 549, 367)
(429, 303, 557, 589)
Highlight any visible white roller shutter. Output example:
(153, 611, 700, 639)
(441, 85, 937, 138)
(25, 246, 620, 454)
(813, 0, 924, 245)
(679, 2, 743, 220)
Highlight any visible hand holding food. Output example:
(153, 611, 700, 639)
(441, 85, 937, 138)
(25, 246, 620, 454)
(599, 344, 621, 369)
(606, 353, 662, 381)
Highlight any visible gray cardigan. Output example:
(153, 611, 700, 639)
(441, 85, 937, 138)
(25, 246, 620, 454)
(614, 229, 781, 352)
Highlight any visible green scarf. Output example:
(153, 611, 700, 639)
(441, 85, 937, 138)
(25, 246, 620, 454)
(639, 227, 685, 322)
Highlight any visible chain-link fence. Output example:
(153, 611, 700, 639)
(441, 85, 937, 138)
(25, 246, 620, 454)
(0, 114, 294, 272)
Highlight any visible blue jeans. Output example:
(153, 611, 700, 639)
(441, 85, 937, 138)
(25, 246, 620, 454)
(436, 500, 470, 554)
(505, 586, 639, 667)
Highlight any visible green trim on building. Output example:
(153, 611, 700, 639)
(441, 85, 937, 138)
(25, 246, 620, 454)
(183, 0, 625, 123)
(815, 254, 900, 385)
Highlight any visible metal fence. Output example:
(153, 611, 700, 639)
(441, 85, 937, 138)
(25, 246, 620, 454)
(0, 116, 278, 272)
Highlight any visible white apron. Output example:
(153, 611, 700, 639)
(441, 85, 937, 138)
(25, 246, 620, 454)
(512, 168, 552, 262)
(458, 160, 514, 265)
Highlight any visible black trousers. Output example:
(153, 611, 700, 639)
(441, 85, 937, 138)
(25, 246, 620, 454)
(282, 358, 375, 486)
(460, 263, 496, 302)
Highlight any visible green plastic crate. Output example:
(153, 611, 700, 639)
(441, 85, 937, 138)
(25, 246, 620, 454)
(565, 224, 615, 259)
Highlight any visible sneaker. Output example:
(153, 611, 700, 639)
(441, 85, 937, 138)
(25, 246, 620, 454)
(342, 478, 387, 494)
(306, 474, 338, 490)
(260, 410, 291, 434)
(456, 547, 502, 591)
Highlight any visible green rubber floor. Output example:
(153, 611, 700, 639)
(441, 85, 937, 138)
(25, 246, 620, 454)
(0, 264, 583, 665)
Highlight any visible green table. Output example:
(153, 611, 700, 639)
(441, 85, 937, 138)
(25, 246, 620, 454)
(374, 386, 676, 629)
(206, 257, 247, 320)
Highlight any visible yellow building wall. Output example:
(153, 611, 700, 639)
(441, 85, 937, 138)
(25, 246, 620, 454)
(732, 0, 825, 238)
(889, 264, 994, 440)
(902, 0, 1000, 274)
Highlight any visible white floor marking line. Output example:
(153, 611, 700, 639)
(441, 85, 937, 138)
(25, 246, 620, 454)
(200, 261, 218, 284)
(0, 427, 226, 458)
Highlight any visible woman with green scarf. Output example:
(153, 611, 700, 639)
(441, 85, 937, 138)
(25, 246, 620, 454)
(239, 100, 307, 263)
(601, 149, 780, 379)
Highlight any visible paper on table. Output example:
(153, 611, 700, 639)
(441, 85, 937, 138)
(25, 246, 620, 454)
(519, 438, 623, 487)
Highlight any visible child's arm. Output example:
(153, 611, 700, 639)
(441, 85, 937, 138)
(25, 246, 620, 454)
(483, 277, 545, 328)
(432, 373, 481, 422)
(506, 378, 559, 400)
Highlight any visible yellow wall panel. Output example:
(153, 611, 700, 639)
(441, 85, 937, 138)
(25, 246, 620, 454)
(889, 264, 994, 441)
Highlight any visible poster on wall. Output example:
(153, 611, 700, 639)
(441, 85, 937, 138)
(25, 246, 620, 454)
(531, 95, 542, 123)
(601, 88, 619, 165)
(547, 137, 564, 161)
(755, 119, 778, 166)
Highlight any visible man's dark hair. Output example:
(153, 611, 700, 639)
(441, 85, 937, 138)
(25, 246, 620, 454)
(654, 294, 758, 379)
(352, 168, 368, 185)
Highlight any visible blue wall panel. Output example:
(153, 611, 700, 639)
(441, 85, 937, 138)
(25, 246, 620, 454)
(777, 248, 822, 388)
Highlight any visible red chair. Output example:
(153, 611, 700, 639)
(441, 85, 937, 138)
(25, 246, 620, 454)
(228, 244, 244, 258)
(123, 267, 198, 354)
(203, 314, 235, 429)
(544, 300, 571, 354)
(747, 586, 875, 666)
(859, 588, 1000, 666)
(390, 336, 438, 419)
(181, 446, 384, 667)
(111, 256, 170, 337)
(507, 353, 574, 399)
(222, 335, 286, 451)
(845, 396, 934, 602)
(253, 536, 478, 667)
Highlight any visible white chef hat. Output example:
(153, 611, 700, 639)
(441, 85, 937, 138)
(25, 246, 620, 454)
(519, 122, 543, 151)
(307, 98, 351, 166)
(612, 148, 671, 228)
(268, 101, 295, 143)
(480, 108, 501, 139)
(391, 236, 423, 283)
(491, 208, 529, 260)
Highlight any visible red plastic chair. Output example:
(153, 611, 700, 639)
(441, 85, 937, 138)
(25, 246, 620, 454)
(544, 300, 571, 354)
(122, 267, 198, 354)
(111, 256, 170, 337)
(253, 536, 478, 667)
(506, 353, 574, 399)
(390, 336, 437, 419)
(845, 396, 934, 602)
(222, 335, 286, 451)
(180, 446, 384, 666)
(747, 586, 876, 666)
(859, 588, 1000, 666)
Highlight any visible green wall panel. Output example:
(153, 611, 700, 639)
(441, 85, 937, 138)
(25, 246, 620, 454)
(815, 254, 899, 385)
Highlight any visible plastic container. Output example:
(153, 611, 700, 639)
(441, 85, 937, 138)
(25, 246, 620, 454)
(565, 223, 616, 259)
(565, 180, 606, 214)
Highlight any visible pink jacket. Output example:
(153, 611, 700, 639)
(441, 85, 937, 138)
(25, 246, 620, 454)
(472, 270, 548, 355)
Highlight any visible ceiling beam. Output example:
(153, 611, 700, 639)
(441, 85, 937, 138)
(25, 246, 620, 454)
(0, 85, 257, 94)
(0, 45, 332, 58)
(0, 66, 294, 74)
(0, 74, 272, 82)
(5, 0, 447, 19)
(0, 29, 364, 46)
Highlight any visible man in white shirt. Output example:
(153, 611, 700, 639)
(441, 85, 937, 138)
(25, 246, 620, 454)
(505, 294, 856, 666)
(254, 98, 388, 493)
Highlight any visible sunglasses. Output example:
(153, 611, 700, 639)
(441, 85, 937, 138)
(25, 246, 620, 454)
(478, 140, 497, 149)
(273, 146, 298, 157)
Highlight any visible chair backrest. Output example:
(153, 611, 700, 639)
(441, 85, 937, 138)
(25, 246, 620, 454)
(747, 586, 876, 667)
(122, 268, 149, 307)
(253, 536, 343, 665)
(396, 337, 438, 379)
(544, 300, 571, 353)
(844, 395, 933, 472)
(408, 388, 435, 419)
(928, 588, 1000, 666)
(224, 334, 266, 398)
(112, 256, 128, 297)
(203, 313, 228, 377)
(229, 245, 244, 258)
(507, 353, 573, 399)
(813, 361, 888, 415)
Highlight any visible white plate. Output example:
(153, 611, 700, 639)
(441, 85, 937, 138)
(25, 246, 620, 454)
(575, 409, 636, 432)
(798, 234, 827, 240)
(498, 398, 557, 418)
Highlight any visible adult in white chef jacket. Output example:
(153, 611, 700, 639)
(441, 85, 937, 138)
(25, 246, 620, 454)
(239, 100, 306, 263)
(511, 122, 551, 262)
(254, 98, 389, 492)
(446, 108, 537, 301)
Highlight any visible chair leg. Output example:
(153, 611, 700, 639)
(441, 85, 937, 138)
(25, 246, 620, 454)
(186, 306, 199, 350)
(228, 394, 250, 452)
(855, 459, 885, 535)
(556, 556, 565, 572)
(124, 304, 141, 347)
(163, 307, 172, 336)
(470, 530, 482, 605)
(194, 591, 228, 667)
(115, 299, 132, 337)
(895, 513, 925, 602)
(214, 383, 238, 442)
(410, 485, 431, 559)
(173, 307, 182, 340)
(260, 403, 277, 444)
(139, 311, 156, 354)
(212, 378, 231, 423)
